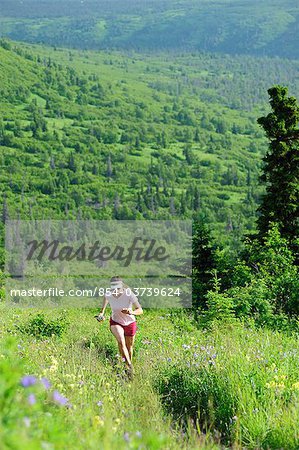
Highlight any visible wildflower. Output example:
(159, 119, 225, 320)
(65, 374, 76, 380)
(27, 393, 36, 405)
(123, 432, 130, 443)
(49, 357, 58, 372)
(274, 375, 287, 381)
(167, 357, 172, 362)
(136, 431, 142, 438)
(182, 344, 190, 350)
(97, 401, 103, 407)
(265, 381, 285, 389)
(21, 375, 37, 388)
(23, 417, 31, 428)
(292, 382, 299, 390)
(52, 390, 70, 407)
(40, 378, 51, 390)
(92, 416, 104, 427)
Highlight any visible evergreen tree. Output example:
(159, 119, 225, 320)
(192, 219, 217, 310)
(257, 86, 299, 255)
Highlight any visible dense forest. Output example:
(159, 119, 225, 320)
(0, 0, 298, 58)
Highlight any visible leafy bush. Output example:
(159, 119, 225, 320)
(245, 224, 299, 316)
(200, 225, 299, 328)
(17, 313, 68, 338)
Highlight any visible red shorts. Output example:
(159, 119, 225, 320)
(109, 318, 137, 336)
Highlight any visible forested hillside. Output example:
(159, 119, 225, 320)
(1, 40, 299, 251)
(0, 0, 298, 58)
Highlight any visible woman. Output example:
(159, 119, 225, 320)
(96, 277, 143, 373)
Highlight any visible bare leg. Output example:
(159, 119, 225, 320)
(125, 335, 135, 362)
(110, 325, 131, 367)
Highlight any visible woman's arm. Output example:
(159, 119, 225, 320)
(132, 299, 143, 316)
(98, 297, 109, 316)
(122, 298, 143, 316)
(131, 306, 143, 316)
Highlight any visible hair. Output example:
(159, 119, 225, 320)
(110, 276, 130, 290)
(110, 276, 122, 283)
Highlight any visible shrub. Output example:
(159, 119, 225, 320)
(200, 273, 236, 326)
(17, 313, 68, 338)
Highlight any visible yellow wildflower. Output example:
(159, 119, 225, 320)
(292, 382, 299, 390)
(274, 375, 287, 381)
(92, 416, 104, 427)
(265, 381, 285, 389)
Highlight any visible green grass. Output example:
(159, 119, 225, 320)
(1, 307, 299, 449)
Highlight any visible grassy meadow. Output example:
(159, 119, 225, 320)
(1, 307, 299, 449)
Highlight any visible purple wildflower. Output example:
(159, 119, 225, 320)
(97, 401, 103, 407)
(21, 375, 37, 388)
(52, 390, 69, 407)
(27, 393, 36, 405)
(40, 377, 51, 390)
(123, 432, 130, 443)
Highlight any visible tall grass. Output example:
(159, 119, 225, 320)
(0, 307, 298, 449)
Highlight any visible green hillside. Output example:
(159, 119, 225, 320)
(1, 40, 299, 250)
(0, 0, 298, 58)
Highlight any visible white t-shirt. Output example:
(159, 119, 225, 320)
(105, 290, 140, 325)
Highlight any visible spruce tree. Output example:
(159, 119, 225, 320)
(257, 86, 299, 254)
(192, 219, 216, 310)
